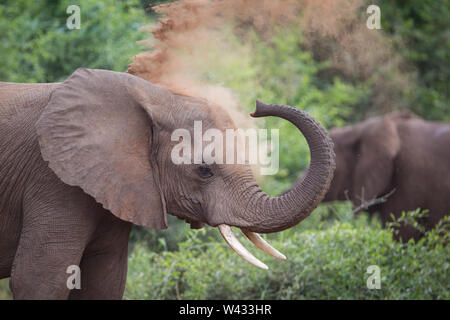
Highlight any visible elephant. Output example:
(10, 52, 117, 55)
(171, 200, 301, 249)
(0, 68, 335, 299)
(323, 110, 450, 241)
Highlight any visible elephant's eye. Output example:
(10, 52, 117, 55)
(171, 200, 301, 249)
(197, 165, 214, 178)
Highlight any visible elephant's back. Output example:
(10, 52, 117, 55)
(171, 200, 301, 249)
(395, 118, 450, 216)
(0, 82, 60, 217)
(0, 82, 60, 277)
(0, 82, 59, 120)
(397, 118, 450, 157)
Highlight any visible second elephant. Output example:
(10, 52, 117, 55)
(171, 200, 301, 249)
(323, 111, 450, 241)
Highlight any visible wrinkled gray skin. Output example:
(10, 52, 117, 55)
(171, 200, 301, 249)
(0, 68, 335, 299)
(323, 111, 450, 242)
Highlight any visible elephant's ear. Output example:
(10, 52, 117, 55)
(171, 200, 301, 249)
(36, 68, 172, 229)
(352, 116, 400, 206)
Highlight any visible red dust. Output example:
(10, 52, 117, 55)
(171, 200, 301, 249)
(128, 0, 409, 114)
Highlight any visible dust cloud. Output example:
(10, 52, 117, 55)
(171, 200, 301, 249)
(127, 0, 408, 124)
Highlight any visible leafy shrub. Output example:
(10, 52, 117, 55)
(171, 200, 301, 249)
(125, 209, 449, 300)
(0, 280, 10, 300)
(0, 0, 149, 83)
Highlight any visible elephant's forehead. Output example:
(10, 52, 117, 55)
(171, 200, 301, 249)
(173, 94, 237, 130)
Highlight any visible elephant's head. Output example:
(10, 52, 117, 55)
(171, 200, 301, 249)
(37, 68, 335, 269)
(324, 114, 404, 209)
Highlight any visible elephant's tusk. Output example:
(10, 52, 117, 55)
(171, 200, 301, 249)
(241, 229, 287, 260)
(218, 224, 268, 270)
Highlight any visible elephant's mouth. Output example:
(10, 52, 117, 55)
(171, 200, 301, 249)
(186, 219, 205, 229)
(174, 214, 205, 229)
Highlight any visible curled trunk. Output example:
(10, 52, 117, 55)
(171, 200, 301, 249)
(237, 100, 336, 233)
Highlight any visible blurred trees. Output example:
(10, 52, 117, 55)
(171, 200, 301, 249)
(1, 0, 447, 120)
(379, 0, 450, 121)
(0, 0, 148, 83)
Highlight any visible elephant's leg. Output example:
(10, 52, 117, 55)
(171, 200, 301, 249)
(10, 180, 103, 299)
(69, 214, 132, 300)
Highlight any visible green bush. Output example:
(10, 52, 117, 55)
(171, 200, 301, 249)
(125, 209, 449, 300)
(377, 0, 450, 121)
(0, 0, 149, 83)
(0, 279, 11, 300)
(1, 209, 447, 300)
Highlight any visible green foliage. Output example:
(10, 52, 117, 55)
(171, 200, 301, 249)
(377, 0, 450, 121)
(0, 0, 149, 83)
(0, 279, 11, 300)
(125, 208, 449, 300)
(0, 208, 447, 300)
(387, 208, 450, 243)
(130, 215, 222, 253)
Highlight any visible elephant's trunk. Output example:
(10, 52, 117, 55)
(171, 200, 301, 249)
(241, 100, 336, 233)
(216, 101, 335, 269)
